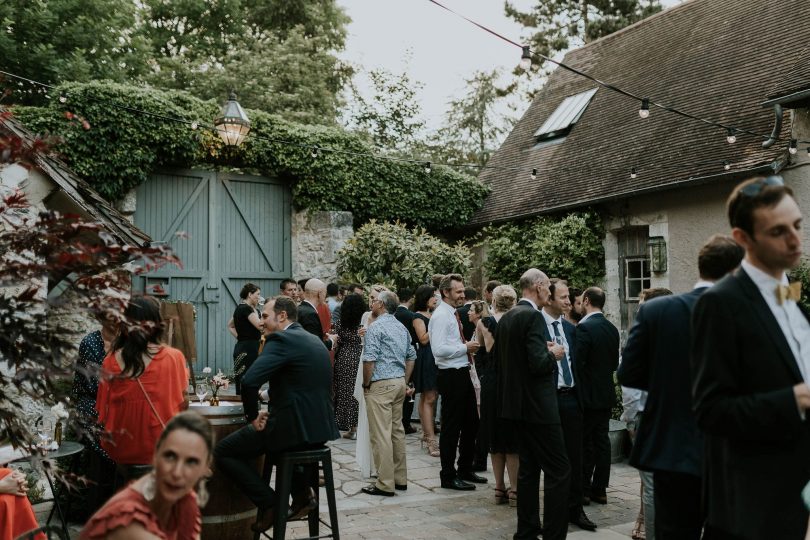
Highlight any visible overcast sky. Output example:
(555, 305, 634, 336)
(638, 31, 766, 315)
(337, 0, 681, 132)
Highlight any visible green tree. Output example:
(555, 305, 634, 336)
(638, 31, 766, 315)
(431, 70, 514, 167)
(347, 65, 427, 152)
(505, 0, 662, 74)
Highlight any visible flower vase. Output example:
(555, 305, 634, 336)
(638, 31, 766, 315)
(54, 420, 63, 446)
(210, 396, 220, 407)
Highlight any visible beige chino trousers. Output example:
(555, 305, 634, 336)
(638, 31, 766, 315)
(364, 377, 407, 492)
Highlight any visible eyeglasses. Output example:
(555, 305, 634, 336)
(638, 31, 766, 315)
(739, 175, 784, 197)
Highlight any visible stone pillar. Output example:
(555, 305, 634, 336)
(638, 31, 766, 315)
(291, 209, 354, 282)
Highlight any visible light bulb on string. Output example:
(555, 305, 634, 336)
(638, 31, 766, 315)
(723, 161, 731, 171)
(311, 147, 319, 159)
(638, 98, 650, 119)
(531, 168, 537, 180)
(424, 162, 431, 174)
(58, 94, 67, 104)
(190, 121, 198, 130)
(807, 147, 810, 157)
(789, 139, 798, 154)
(726, 129, 737, 144)
(520, 46, 532, 71)
(630, 167, 638, 179)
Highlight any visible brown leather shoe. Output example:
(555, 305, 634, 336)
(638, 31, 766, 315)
(288, 487, 317, 520)
(251, 506, 275, 533)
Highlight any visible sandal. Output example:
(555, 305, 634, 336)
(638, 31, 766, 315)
(631, 517, 645, 540)
(508, 488, 518, 508)
(494, 487, 508, 505)
(426, 437, 440, 457)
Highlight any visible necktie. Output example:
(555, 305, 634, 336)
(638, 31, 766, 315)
(551, 321, 573, 387)
(455, 311, 473, 364)
(776, 282, 802, 305)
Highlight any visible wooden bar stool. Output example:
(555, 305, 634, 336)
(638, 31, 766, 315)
(253, 446, 339, 540)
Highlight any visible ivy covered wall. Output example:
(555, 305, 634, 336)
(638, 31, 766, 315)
(13, 81, 488, 230)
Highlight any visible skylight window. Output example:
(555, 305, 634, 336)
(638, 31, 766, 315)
(533, 88, 597, 142)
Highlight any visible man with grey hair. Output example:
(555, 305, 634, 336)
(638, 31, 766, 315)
(361, 290, 417, 496)
(299, 278, 336, 350)
(495, 268, 570, 540)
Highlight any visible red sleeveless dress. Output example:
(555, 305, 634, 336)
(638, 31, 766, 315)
(0, 468, 44, 540)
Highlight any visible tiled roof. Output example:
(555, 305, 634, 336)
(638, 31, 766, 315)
(1, 109, 152, 246)
(472, 0, 807, 226)
(766, 43, 810, 104)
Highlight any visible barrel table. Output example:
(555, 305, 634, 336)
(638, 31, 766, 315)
(190, 398, 262, 539)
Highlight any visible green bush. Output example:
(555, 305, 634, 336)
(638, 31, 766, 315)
(482, 210, 606, 288)
(337, 220, 471, 290)
(13, 81, 488, 230)
(789, 257, 810, 312)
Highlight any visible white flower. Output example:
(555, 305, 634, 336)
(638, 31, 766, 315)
(50, 402, 69, 419)
(202, 367, 212, 374)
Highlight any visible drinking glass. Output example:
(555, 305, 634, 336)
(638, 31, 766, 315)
(407, 382, 416, 403)
(195, 383, 208, 404)
(37, 419, 53, 448)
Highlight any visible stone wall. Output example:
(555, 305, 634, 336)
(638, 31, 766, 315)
(291, 209, 354, 282)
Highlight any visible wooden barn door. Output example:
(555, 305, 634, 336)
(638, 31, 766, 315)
(134, 170, 291, 373)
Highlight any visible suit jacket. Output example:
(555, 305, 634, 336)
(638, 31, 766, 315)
(495, 300, 560, 424)
(692, 268, 810, 539)
(457, 303, 476, 342)
(540, 314, 583, 408)
(241, 323, 340, 453)
(575, 312, 620, 410)
(394, 306, 418, 346)
(298, 301, 332, 350)
(618, 288, 707, 477)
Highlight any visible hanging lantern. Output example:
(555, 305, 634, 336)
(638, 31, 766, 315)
(214, 92, 250, 147)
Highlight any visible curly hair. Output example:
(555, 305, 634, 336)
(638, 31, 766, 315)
(340, 293, 366, 330)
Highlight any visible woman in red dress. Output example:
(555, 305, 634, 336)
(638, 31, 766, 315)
(96, 296, 189, 466)
(0, 468, 44, 540)
(81, 411, 213, 540)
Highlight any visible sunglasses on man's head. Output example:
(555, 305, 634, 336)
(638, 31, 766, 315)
(739, 175, 784, 197)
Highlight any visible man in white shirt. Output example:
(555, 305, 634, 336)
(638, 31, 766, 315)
(692, 175, 810, 539)
(428, 273, 484, 490)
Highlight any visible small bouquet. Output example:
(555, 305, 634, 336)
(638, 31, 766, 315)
(201, 367, 230, 405)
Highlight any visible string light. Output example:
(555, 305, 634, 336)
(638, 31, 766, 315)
(807, 147, 810, 157)
(531, 168, 537, 180)
(726, 129, 737, 144)
(630, 167, 638, 179)
(311, 147, 319, 158)
(638, 98, 650, 119)
(723, 161, 731, 171)
(58, 94, 67, 104)
(190, 121, 198, 130)
(520, 46, 532, 71)
(424, 161, 432, 174)
(789, 139, 798, 154)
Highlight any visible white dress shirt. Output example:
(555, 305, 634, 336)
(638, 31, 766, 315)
(742, 260, 810, 382)
(541, 309, 575, 388)
(428, 300, 469, 369)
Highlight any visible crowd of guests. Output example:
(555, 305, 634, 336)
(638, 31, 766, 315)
(2, 175, 809, 540)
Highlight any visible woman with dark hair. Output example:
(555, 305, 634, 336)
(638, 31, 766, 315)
(81, 411, 214, 540)
(412, 284, 440, 457)
(96, 296, 190, 467)
(227, 283, 262, 393)
(333, 293, 366, 439)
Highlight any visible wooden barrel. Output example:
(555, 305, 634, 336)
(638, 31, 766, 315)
(190, 397, 262, 539)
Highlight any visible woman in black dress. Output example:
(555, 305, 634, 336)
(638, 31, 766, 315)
(411, 284, 440, 457)
(474, 284, 519, 506)
(333, 293, 366, 437)
(227, 283, 262, 394)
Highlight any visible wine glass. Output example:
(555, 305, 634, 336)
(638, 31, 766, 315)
(407, 382, 416, 404)
(37, 419, 53, 448)
(195, 383, 208, 404)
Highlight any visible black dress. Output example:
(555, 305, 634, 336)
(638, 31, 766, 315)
(333, 320, 362, 431)
(479, 316, 519, 454)
(232, 303, 261, 394)
(412, 313, 438, 393)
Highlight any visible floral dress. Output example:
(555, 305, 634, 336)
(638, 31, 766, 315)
(333, 320, 362, 431)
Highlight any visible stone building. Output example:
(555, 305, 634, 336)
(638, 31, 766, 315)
(471, 0, 810, 334)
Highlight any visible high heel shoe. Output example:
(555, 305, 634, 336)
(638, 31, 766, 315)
(421, 436, 440, 457)
(494, 487, 508, 505)
(508, 488, 518, 508)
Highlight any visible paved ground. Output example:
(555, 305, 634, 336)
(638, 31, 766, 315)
(60, 427, 642, 539)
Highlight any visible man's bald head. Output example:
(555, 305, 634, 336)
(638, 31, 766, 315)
(519, 268, 551, 306)
(304, 278, 327, 306)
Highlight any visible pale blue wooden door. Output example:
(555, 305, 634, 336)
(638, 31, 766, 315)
(133, 169, 291, 374)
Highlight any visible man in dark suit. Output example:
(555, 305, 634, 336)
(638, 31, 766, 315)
(618, 235, 743, 539)
(297, 278, 336, 350)
(457, 287, 478, 341)
(541, 279, 596, 531)
(394, 286, 417, 434)
(575, 287, 620, 505)
(214, 296, 341, 533)
(495, 268, 570, 540)
(692, 176, 810, 540)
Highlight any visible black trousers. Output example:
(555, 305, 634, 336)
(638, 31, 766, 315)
(582, 407, 611, 494)
(557, 391, 584, 513)
(654, 470, 704, 540)
(402, 395, 414, 431)
(515, 420, 571, 540)
(436, 367, 479, 482)
(214, 422, 317, 510)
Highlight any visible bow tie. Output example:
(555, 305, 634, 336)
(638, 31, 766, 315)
(775, 282, 802, 305)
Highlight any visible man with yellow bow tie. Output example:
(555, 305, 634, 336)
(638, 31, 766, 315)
(692, 175, 810, 540)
